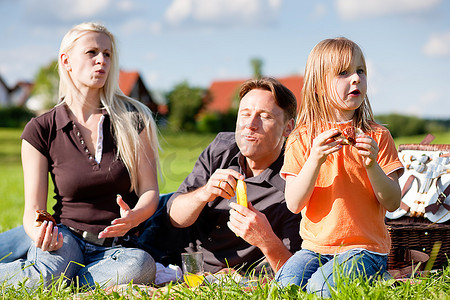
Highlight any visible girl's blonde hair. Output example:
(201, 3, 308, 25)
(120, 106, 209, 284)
(297, 37, 375, 145)
(58, 22, 159, 192)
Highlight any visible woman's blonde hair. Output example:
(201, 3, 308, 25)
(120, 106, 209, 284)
(297, 37, 375, 145)
(58, 22, 159, 192)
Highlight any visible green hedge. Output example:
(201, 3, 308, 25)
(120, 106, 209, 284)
(0, 106, 35, 128)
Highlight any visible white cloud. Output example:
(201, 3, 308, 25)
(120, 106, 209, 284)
(404, 91, 447, 118)
(365, 59, 378, 96)
(164, 0, 282, 27)
(23, 0, 140, 24)
(63, 0, 111, 19)
(165, 0, 193, 25)
(0, 45, 56, 84)
(149, 22, 163, 35)
(310, 3, 327, 20)
(335, 0, 442, 20)
(420, 91, 440, 105)
(24, 0, 112, 22)
(423, 31, 450, 57)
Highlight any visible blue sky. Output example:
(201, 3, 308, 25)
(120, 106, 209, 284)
(1, 0, 449, 118)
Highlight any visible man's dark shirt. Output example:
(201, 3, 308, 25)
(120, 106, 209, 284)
(164, 132, 302, 273)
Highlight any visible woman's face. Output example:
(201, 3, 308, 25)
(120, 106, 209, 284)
(326, 54, 367, 121)
(62, 31, 112, 92)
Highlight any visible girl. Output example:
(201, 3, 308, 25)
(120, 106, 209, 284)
(0, 22, 160, 289)
(275, 37, 404, 297)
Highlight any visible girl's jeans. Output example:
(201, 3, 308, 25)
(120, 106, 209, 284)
(275, 248, 388, 298)
(0, 225, 155, 289)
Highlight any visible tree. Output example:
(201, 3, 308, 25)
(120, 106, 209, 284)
(375, 114, 427, 137)
(166, 81, 206, 131)
(250, 58, 263, 79)
(32, 60, 59, 109)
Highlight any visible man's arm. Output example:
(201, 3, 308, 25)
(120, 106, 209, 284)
(227, 202, 292, 272)
(169, 169, 244, 228)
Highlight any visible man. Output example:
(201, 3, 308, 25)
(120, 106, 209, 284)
(140, 77, 301, 274)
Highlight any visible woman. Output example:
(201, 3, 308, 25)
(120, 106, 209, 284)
(0, 22, 160, 289)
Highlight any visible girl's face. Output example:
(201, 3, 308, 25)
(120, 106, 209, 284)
(62, 31, 112, 92)
(326, 54, 367, 121)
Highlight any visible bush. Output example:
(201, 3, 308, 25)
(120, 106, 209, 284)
(166, 81, 206, 131)
(196, 110, 237, 133)
(375, 114, 427, 138)
(0, 106, 35, 128)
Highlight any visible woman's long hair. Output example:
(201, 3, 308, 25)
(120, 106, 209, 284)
(297, 37, 375, 147)
(58, 22, 159, 192)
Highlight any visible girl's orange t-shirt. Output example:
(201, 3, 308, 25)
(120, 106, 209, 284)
(281, 122, 404, 254)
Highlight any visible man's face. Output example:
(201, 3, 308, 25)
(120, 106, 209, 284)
(235, 89, 291, 165)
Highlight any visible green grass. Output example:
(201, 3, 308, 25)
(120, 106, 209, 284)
(157, 129, 216, 192)
(0, 266, 449, 299)
(394, 131, 450, 146)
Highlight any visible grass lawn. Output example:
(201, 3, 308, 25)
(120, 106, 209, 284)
(0, 127, 449, 299)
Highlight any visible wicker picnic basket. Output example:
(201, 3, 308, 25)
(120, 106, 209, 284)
(386, 217, 450, 270)
(385, 141, 450, 271)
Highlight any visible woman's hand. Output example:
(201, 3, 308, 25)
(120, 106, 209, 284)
(98, 195, 137, 238)
(34, 221, 64, 252)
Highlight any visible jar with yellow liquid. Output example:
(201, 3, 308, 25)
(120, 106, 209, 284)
(181, 252, 205, 287)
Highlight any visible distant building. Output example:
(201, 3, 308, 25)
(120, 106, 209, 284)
(119, 70, 160, 114)
(205, 75, 303, 114)
(0, 74, 34, 107)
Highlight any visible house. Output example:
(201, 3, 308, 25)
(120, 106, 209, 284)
(0, 75, 9, 106)
(205, 75, 303, 114)
(119, 70, 160, 114)
(0, 74, 34, 107)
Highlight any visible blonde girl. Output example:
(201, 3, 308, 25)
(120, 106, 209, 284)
(275, 37, 404, 297)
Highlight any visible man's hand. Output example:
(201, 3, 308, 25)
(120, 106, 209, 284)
(202, 169, 245, 202)
(227, 202, 274, 248)
(169, 169, 245, 228)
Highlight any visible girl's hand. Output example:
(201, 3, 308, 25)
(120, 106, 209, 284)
(355, 134, 379, 168)
(310, 129, 343, 165)
(35, 221, 64, 252)
(98, 195, 137, 238)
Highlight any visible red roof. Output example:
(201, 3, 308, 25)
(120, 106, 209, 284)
(119, 70, 139, 96)
(206, 75, 303, 113)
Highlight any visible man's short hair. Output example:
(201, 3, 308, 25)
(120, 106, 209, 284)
(238, 77, 297, 121)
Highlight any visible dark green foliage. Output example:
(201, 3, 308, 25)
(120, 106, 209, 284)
(0, 106, 34, 128)
(375, 114, 428, 138)
(196, 110, 237, 133)
(166, 81, 206, 131)
(32, 59, 59, 109)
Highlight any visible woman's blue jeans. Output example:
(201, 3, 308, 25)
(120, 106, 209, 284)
(0, 225, 155, 289)
(275, 248, 388, 298)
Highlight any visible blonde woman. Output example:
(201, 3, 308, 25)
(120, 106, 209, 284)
(276, 38, 404, 296)
(0, 22, 159, 289)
